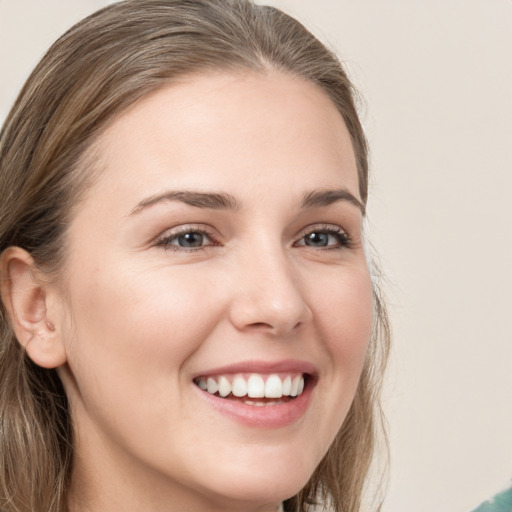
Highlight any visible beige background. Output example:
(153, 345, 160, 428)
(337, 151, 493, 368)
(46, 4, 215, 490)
(1, 1, 511, 511)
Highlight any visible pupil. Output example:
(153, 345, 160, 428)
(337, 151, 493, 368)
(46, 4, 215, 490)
(179, 232, 203, 247)
(306, 232, 328, 247)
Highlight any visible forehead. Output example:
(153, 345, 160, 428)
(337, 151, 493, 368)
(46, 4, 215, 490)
(84, 71, 359, 212)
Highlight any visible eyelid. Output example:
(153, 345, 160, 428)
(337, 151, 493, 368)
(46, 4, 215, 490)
(153, 222, 352, 252)
(155, 224, 220, 250)
(293, 223, 352, 249)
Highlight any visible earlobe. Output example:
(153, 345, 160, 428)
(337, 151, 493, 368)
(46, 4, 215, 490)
(0, 247, 67, 369)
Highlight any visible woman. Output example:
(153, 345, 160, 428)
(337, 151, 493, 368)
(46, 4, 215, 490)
(0, 1, 390, 511)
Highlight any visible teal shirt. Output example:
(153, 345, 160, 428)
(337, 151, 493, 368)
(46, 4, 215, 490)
(470, 485, 512, 512)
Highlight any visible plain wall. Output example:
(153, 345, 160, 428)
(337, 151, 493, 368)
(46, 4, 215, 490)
(1, 1, 511, 511)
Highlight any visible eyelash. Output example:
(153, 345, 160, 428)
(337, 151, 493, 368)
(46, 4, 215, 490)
(294, 224, 352, 250)
(155, 225, 218, 252)
(155, 224, 352, 252)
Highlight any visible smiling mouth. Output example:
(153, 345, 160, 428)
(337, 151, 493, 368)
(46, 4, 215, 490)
(193, 373, 308, 406)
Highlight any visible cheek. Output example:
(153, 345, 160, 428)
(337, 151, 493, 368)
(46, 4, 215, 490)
(59, 261, 231, 468)
(289, 263, 373, 465)
(315, 266, 373, 368)
(61, 261, 224, 410)
(308, 263, 373, 444)
(69, 262, 217, 346)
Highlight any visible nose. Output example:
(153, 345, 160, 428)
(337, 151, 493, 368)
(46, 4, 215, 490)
(228, 247, 313, 337)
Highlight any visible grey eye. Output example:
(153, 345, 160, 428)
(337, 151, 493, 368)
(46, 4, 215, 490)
(174, 232, 206, 248)
(295, 227, 350, 249)
(304, 232, 330, 247)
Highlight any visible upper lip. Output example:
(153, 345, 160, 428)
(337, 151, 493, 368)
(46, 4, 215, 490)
(192, 359, 318, 379)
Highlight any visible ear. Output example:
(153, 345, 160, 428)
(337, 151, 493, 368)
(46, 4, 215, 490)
(0, 247, 67, 368)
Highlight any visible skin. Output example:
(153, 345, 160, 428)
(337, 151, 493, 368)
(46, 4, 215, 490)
(3, 71, 373, 512)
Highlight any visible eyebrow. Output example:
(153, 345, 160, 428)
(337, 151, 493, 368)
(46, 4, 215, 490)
(130, 190, 240, 215)
(130, 187, 365, 216)
(300, 188, 365, 214)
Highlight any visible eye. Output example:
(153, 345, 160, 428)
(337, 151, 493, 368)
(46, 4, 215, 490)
(173, 231, 209, 248)
(295, 226, 350, 249)
(156, 226, 217, 251)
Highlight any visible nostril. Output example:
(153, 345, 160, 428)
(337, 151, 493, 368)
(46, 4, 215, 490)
(248, 322, 272, 330)
(244, 320, 304, 337)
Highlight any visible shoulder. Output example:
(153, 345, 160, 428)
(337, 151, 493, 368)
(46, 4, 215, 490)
(470, 484, 512, 512)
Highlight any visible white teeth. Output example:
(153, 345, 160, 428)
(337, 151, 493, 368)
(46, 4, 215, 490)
(206, 377, 218, 394)
(290, 375, 301, 397)
(197, 373, 307, 400)
(282, 376, 292, 396)
(297, 376, 304, 395)
(232, 375, 247, 397)
(264, 374, 283, 398)
(247, 374, 265, 398)
(218, 376, 231, 398)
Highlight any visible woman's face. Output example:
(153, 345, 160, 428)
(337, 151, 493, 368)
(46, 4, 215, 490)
(57, 72, 373, 511)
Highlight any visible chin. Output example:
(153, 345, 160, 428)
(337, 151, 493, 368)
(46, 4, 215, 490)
(195, 447, 317, 507)
(202, 477, 304, 510)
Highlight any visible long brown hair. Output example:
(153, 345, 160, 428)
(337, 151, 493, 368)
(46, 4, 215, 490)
(0, 1, 390, 511)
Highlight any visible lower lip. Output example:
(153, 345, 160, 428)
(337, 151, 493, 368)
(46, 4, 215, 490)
(194, 380, 314, 428)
